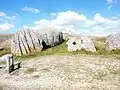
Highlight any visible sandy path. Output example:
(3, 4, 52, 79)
(0, 55, 120, 90)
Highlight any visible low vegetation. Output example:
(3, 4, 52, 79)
(0, 48, 11, 57)
(1, 37, 120, 89)
(1, 37, 120, 61)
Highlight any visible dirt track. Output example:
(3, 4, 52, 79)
(0, 55, 120, 90)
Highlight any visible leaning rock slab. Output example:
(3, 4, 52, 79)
(11, 29, 43, 56)
(66, 35, 96, 52)
(106, 33, 120, 50)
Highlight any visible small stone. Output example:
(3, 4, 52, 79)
(0, 47, 4, 50)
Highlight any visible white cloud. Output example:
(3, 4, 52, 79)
(32, 11, 87, 34)
(0, 23, 14, 31)
(0, 12, 17, 31)
(51, 11, 87, 25)
(22, 6, 40, 14)
(36, 11, 87, 26)
(24, 11, 120, 36)
(93, 13, 117, 25)
(0, 12, 6, 17)
(107, 0, 113, 4)
(0, 12, 17, 24)
(106, 0, 117, 9)
(92, 25, 104, 31)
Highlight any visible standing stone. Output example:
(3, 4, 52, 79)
(6, 56, 11, 73)
(106, 33, 120, 50)
(0, 54, 13, 73)
(66, 35, 96, 52)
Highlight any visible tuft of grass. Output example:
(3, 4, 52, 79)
(33, 75, 39, 78)
(108, 68, 120, 75)
(92, 71, 107, 81)
(94, 37, 106, 43)
(0, 48, 11, 57)
(25, 68, 36, 74)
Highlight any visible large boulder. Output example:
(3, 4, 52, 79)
(66, 35, 96, 52)
(106, 33, 120, 50)
(38, 29, 63, 46)
(11, 29, 64, 56)
(11, 29, 43, 56)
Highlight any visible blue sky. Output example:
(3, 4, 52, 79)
(0, 0, 120, 36)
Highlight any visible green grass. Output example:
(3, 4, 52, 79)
(1, 37, 120, 62)
(12, 41, 69, 61)
(0, 48, 11, 57)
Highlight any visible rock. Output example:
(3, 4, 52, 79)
(11, 28, 64, 56)
(0, 54, 14, 73)
(0, 47, 4, 50)
(106, 33, 120, 50)
(38, 29, 63, 46)
(0, 54, 13, 62)
(66, 35, 96, 52)
(11, 29, 43, 56)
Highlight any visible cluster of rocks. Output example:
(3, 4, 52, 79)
(11, 29, 63, 56)
(66, 32, 120, 52)
(10, 28, 120, 56)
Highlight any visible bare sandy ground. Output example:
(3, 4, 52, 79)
(0, 55, 120, 90)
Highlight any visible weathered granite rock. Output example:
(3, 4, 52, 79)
(66, 36, 96, 52)
(11, 29, 43, 56)
(106, 33, 120, 50)
(38, 29, 63, 46)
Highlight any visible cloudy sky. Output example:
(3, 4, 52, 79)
(0, 0, 120, 36)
